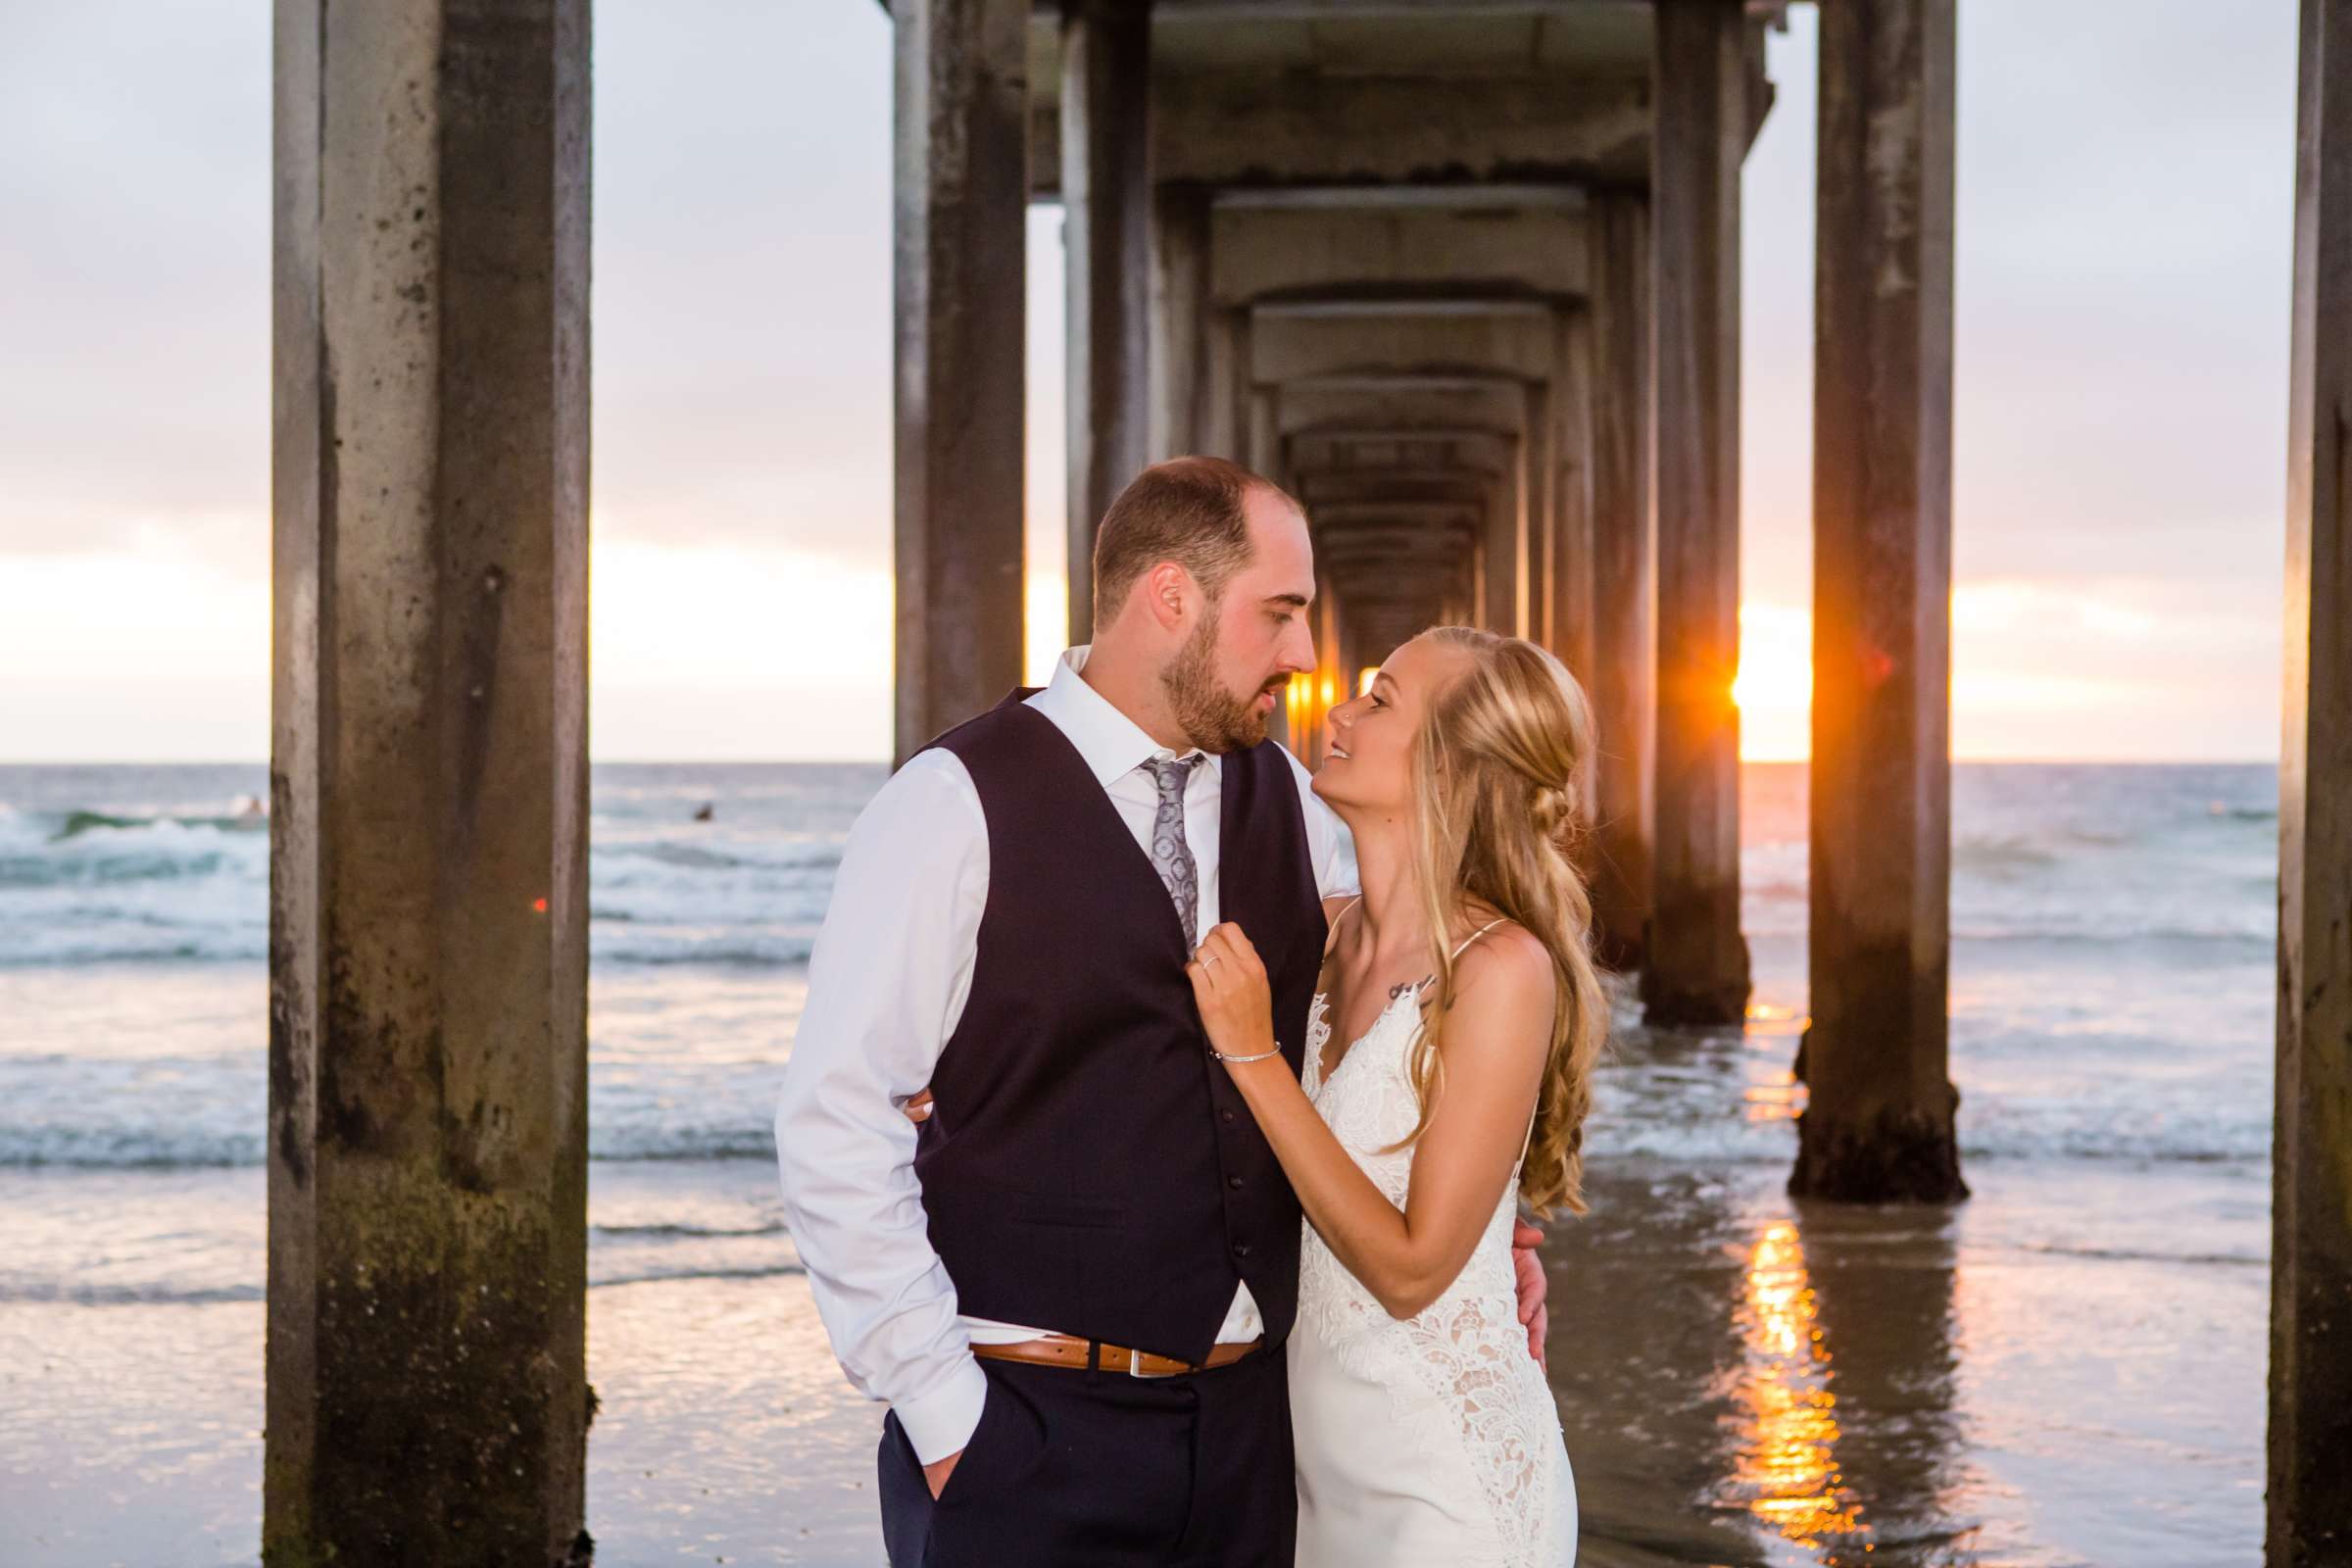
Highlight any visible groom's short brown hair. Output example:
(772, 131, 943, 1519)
(1092, 456, 1300, 619)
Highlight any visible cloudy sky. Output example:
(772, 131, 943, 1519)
(0, 1, 2296, 761)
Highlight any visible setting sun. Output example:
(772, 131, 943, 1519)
(1732, 602, 1814, 761)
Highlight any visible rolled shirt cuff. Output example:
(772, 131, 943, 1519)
(894, 1354, 989, 1466)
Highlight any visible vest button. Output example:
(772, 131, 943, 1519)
(1232, 1241, 1251, 1258)
(1220, 1109, 1237, 1125)
(1227, 1174, 1245, 1190)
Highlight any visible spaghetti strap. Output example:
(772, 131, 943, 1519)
(1321, 894, 1364, 961)
(1447, 915, 1509, 961)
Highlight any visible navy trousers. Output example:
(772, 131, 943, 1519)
(877, 1343, 1297, 1568)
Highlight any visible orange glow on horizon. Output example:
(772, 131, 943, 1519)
(568, 546, 2267, 763)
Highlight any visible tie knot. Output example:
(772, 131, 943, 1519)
(1146, 755, 1201, 796)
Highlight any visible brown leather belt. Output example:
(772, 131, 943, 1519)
(971, 1334, 1263, 1379)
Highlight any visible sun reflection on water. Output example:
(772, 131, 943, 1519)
(1744, 1002, 1810, 1035)
(1729, 1220, 1870, 1560)
(1741, 1004, 1810, 1123)
(1742, 1075, 1804, 1125)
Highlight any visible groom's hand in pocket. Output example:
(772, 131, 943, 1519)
(893, 1093, 959, 1502)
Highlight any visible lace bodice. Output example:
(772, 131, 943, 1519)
(1296, 984, 1566, 1563)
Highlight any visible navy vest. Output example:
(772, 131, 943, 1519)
(913, 690, 1327, 1362)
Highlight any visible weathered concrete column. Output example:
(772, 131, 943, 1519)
(1202, 306, 1246, 460)
(897, 0, 1028, 763)
(1331, 606, 1358, 720)
(2271, 1, 2352, 1556)
(1550, 315, 1597, 683)
(1526, 374, 1557, 647)
(268, 4, 591, 1563)
(1645, 0, 1753, 1025)
(1306, 565, 1343, 764)
(1589, 192, 1656, 972)
(1512, 429, 1531, 638)
(1793, 0, 1963, 1203)
(1248, 383, 1281, 483)
(1481, 437, 1526, 636)
(1063, 0, 1152, 644)
(1150, 181, 1210, 461)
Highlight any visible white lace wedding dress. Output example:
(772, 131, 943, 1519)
(1291, 976, 1577, 1567)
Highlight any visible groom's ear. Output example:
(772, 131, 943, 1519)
(1142, 560, 1200, 634)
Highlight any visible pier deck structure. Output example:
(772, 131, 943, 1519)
(882, 0, 1961, 1158)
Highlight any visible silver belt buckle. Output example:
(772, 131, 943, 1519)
(1126, 1345, 1182, 1379)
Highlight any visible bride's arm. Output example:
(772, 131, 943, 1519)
(1187, 921, 1554, 1322)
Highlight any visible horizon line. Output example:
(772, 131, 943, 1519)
(0, 754, 2288, 769)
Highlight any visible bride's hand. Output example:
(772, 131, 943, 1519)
(1185, 922, 1279, 1063)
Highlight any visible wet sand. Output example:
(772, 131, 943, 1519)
(2, 1167, 883, 1567)
(1550, 1156, 2265, 1568)
(3, 1141, 2265, 1567)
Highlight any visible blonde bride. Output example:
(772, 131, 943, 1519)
(1187, 625, 1607, 1568)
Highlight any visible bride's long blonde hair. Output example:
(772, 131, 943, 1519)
(1392, 626, 1610, 1217)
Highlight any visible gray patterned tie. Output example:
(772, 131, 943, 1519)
(1145, 755, 1204, 942)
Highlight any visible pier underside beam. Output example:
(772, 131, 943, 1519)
(1002, 0, 1775, 991)
(1209, 202, 1591, 309)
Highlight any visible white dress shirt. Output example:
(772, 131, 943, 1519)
(774, 646, 1359, 1465)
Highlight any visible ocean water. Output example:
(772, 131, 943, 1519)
(0, 760, 2279, 1566)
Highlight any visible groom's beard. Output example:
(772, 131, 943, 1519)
(1163, 612, 1278, 754)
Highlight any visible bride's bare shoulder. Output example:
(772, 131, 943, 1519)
(1459, 918, 1547, 972)
(1448, 922, 1556, 1024)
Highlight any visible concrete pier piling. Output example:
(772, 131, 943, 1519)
(2271, 0, 2352, 1557)
(267, 2, 593, 1562)
(1062, 0, 1152, 643)
(1587, 191, 1656, 973)
(1789, 0, 1963, 1204)
(1644, 0, 1753, 1027)
(1546, 314, 1595, 685)
(893, 0, 1029, 765)
(1484, 434, 1529, 640)
(1150, 181, 1214, 461)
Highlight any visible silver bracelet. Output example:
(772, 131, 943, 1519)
(1211, 1041, 1285, 1063)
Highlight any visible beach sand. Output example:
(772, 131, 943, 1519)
(1551, 1158, 2264, 1567)
(2, 1144, 2265, 1567)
